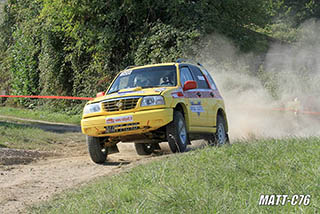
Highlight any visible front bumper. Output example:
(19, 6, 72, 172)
(81, 108, 173, 137)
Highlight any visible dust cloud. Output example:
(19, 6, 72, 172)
(197, 20, 320, 140)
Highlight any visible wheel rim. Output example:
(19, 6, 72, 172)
(178, 119, 187, 144)
(217, 123, 226, 145)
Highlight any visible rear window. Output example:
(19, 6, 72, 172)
(201, 69, 217, 90)
(189, 65, 209, 89)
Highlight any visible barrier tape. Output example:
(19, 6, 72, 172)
(1, 95, 320, 115)
(0, 95, 92, 100)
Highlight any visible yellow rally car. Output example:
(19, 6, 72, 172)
(81, 59, 229, 163)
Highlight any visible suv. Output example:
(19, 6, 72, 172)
(81, 59, 229, 163)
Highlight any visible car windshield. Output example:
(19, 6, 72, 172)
(107, 65, 177, 94)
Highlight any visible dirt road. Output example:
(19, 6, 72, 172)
(0, 117, 171, 214)
(0, 143, 168, 213)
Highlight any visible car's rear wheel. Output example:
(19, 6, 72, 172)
(87, 136, 108, 164)
(208, 114, 229, 146)
(166, 111, 189, 153)
(134, 143, 155, 155)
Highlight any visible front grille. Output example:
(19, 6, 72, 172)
(105, 123, 140, 133)
(102, 97, 140, 112)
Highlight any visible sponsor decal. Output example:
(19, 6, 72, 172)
(154, 88, 166, 92)
(171, 92, 184, 98)
(190, 101, 204, 116)
(106, 115, 133, 124)
(171, 93, 179, 98)
(171, 89, 184, 98)
(119, 70, 132, 76)
(118, 90, 145, 95)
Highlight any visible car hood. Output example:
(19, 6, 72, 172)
(89, 87, 171, 103)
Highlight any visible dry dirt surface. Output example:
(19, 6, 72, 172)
(0, 117, 173, 214)
(0, 143, 169, 214)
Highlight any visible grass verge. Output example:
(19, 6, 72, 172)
(0, 107, 81, 125)
(0, 119, 83, 151)
(30, 138, 319, 213)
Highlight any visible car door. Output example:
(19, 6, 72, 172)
(188, 65, 213, 127)
(179, 65, 202, 128)
(200, 68, 221, 127)
(180, 65, 210, 127)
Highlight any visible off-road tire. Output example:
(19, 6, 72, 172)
(134, 143, 155, 155)
(166, 111, 189, 153)
(208, 114, 229, 146)
(87, 136, 108, 164)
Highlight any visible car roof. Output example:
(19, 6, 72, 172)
(124, 62, 202, 72)
(127, 63, 177, 70)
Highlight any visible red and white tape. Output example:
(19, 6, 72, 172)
(0, 95, 92, 100)
(1, 95, 320, 116)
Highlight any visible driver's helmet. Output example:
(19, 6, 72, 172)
(133, 74, 150, 87)
(161, 72, 173, 85)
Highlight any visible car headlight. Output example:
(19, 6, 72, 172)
(141, 96, 165, 107)
(83, 103, 101, 115)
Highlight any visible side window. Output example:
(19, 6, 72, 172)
(189, 65, 209, 89)
(179, 66, 194, 86)
(201, 69, 217, 90)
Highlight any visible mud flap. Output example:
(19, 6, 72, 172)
(108, 144, 120, 154)
(226, 134, 230, 144)
(187, 133, 191, 145)
(154, 143, 161, 150)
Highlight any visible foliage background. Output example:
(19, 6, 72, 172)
(0, 0, 319, 113)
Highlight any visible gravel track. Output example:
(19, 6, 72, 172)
(0, 116, 167, 214)
(0, 115, 204, 213)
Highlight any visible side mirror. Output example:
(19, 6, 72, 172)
(96, 92, 105, 97)
(183, 80, 197, 91)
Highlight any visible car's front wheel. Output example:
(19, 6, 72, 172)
(87, 136, 108, 164)
(166, 111, 189, 153)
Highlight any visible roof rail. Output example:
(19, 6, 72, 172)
(176, 58, 203, 67)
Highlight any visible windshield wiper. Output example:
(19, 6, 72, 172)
(141, 86, 158, 89)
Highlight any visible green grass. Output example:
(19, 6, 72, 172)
(0, 107, 81, 125)
(30, 138, 319, 213)
(0, 120, 83, 151)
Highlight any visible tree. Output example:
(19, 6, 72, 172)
(0, 0, 274, 110)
